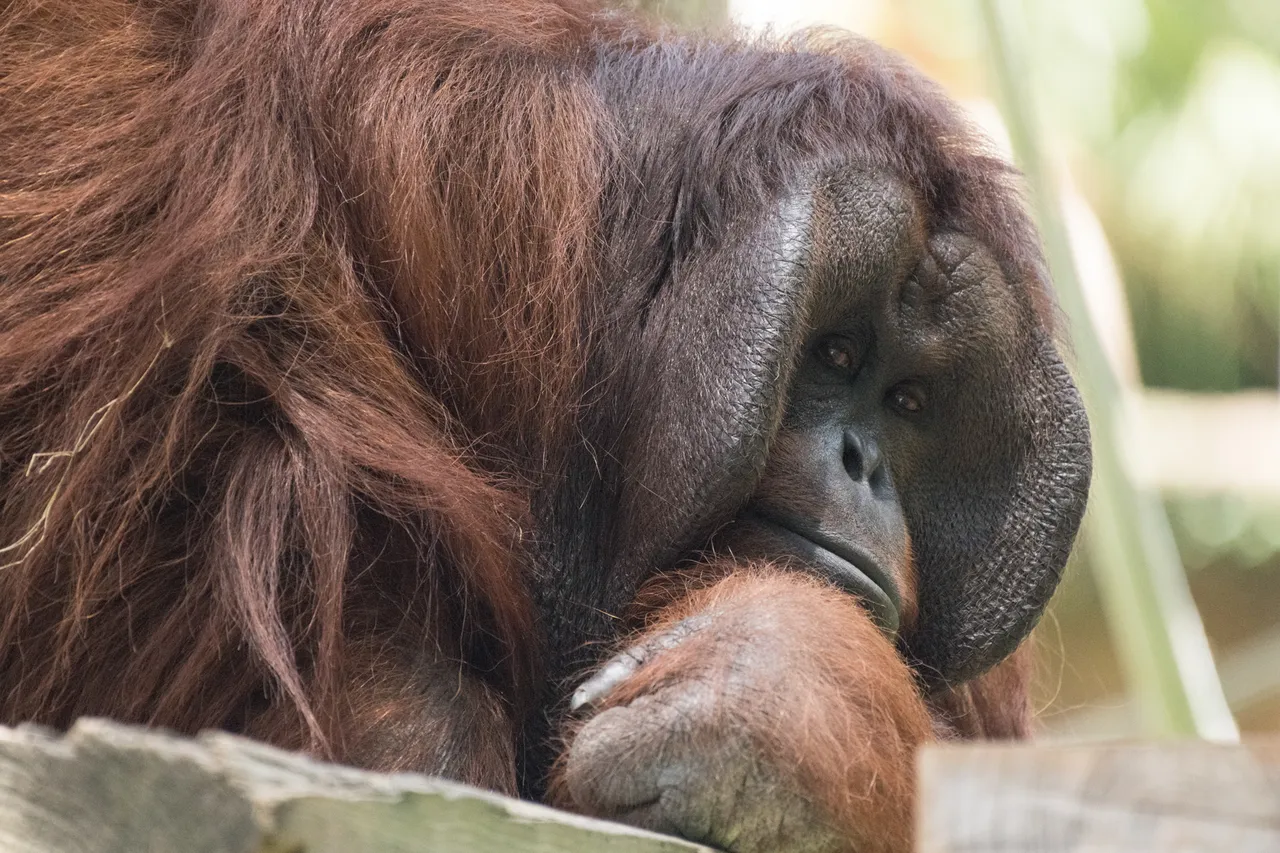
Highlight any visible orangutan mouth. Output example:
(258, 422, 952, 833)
(732, 511, 901, 635)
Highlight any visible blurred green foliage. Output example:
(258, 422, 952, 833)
(1023, 0, 1280, 391)
(613, 0, 727, 27)
(1171, 496, 1280, 572)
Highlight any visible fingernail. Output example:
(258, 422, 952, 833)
(570, 650, 644, 712)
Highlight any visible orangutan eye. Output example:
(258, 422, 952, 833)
(887, 383, 925, 414)
(816, 337, 857, 373)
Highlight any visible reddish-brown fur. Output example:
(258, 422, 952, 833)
(1, 0, 609, 780)
(1, 0, 1035, 837)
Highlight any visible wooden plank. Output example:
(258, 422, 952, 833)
(0, 719, 710, 853)
(918, 740, 1280, 853)
(1126, 390, 1280, 497)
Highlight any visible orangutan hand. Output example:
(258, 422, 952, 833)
(552, 570, 933, 853)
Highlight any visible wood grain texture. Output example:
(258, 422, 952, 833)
(918, 740, 1280, 853)
(0, 719, 711, 853)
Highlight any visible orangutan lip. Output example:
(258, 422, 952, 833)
(740, 511, 901, 636)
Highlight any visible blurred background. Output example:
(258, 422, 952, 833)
(622, 0, 1280, 740)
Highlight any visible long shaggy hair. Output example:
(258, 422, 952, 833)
(0, 0, 612, 751)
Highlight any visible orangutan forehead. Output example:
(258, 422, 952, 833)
(803, 168, 927, 302)
(796, 167, 1025, 331)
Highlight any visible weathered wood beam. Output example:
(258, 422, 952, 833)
(0, 719, 710, 853)
(919, 740, 1280, 852)
(1126, 390, 1280, 497)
